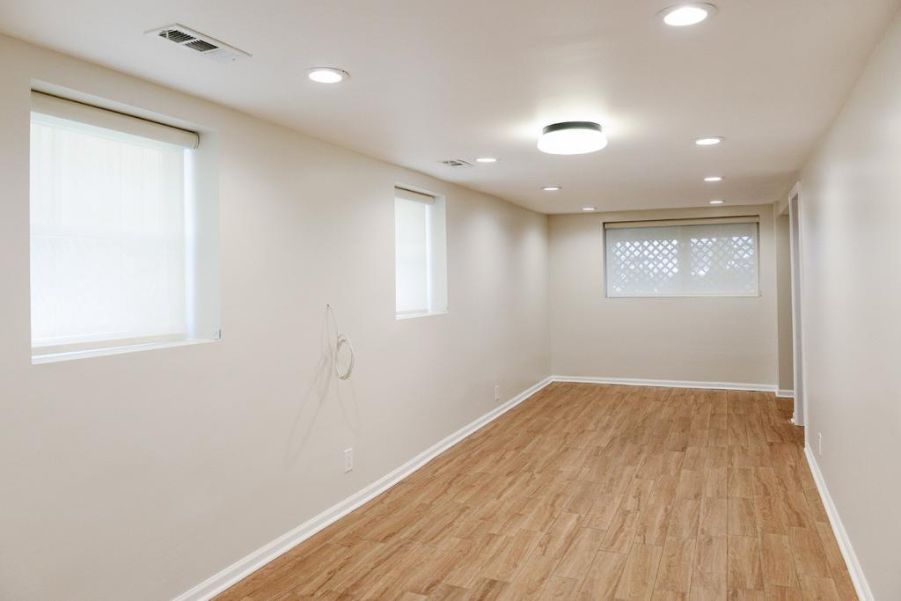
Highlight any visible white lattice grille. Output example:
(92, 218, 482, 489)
(605, 222, 758, 297)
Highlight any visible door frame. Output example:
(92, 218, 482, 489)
(787, 182, 806, 427)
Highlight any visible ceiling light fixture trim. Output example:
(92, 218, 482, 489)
(307, 67, 350, 84)
(660, 3, 718, 27)
(538, 121, 608, 155)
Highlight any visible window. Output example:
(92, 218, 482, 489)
(605, 218, 759, 297)
(394, 187, 447, 318)
(29, 91, 218, 361)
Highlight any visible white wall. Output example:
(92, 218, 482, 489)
(0, 34, 549, 601)
(548, 206, 778, 386)
(797, 10, 901, 599)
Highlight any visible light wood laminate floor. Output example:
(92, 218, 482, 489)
(216, 383, 855, 601)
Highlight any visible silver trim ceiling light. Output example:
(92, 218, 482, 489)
(538, 121, 608, 155)
(307, 67, 350, 84)
(660, 3, 717, 27)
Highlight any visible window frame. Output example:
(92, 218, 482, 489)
(28, 90, 219, 364)
(393, 185, 448, 320)
(602, 217, 761, 299)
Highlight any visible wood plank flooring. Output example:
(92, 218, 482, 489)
(215, 383, 856, 601)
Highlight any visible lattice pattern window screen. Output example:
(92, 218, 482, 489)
(605, 221, 758, 297)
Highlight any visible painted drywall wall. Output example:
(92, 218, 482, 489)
(548, 206, 778, 386)
(797, 9, 901, 599)
(775, 211, 794, 392)
(0, 34, 549, 601)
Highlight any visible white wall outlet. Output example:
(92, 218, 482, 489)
(343, 448, 354, 473)
(817, 432, 823, 456)
(494, 384, 501, 402)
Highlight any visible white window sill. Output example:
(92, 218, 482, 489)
(605, 293, 761, 299)
(395, 310, 448, 321)
(32, 337, 217, 365)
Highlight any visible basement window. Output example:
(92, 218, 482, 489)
(394, 186, 447, 319)
(604, 217, 759, 298)
(29, 91, 219, 362)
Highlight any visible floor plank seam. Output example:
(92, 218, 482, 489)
(208, 384, 855, 601)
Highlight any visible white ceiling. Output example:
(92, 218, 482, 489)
(0, 0, 898, 213)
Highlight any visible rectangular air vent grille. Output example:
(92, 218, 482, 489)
(185, 39, 218, 52)
(439, 159, 473, 168)
(147, 24, 250, 63)
(158, 29, 195, 44)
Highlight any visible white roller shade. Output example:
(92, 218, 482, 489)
(395, 187, 436, 205)
(605, 220, 759, 297)
(30, 106, 189, 349)
(394, 187, 447, 317)
(395, 197, 430, 315)
(604, 216, 759, 229)
(31, 91, 199, 149)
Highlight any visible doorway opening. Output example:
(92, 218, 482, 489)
(788, 183, 805, 427)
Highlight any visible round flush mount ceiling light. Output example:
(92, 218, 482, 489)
(704, 175, 724, 182)
(542, 185, 562, 192)
(709, 199, 725, 205)
(475, 157, 497, 163)
(582, 206, 596, 212)
(660, 3, 717, 27)
(307, 67, 350, 84)
(538, 121, 608, 155)
(695, 136, 723, 146)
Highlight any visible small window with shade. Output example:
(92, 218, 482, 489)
(394, 186, 447, 319)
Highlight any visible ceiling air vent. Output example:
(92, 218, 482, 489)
(439, 159, 473, 168)
(147, 24, 251, 63)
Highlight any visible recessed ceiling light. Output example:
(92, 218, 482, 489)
(475, 157, 497, 163)
(704, 176, 724, 182)
(709, 199, 724, 205)
(307, 67, 350, 84)
(660, 3, 717, 27)
(695, 136, 723, 146)
(538, 121, 608, 155)
(542, 185, 562, 192)
(582, 207, 596, 212)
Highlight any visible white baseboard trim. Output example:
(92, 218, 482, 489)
(552, 375, 777, 393)
(172, 376, 555, 601)
(776, 389, 795, 398)
(804, 447, 872, 601)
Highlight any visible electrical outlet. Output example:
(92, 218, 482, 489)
(817, 433, 823, 457)
(344, 448, 354, 473)
(494, 384, 501, 402)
